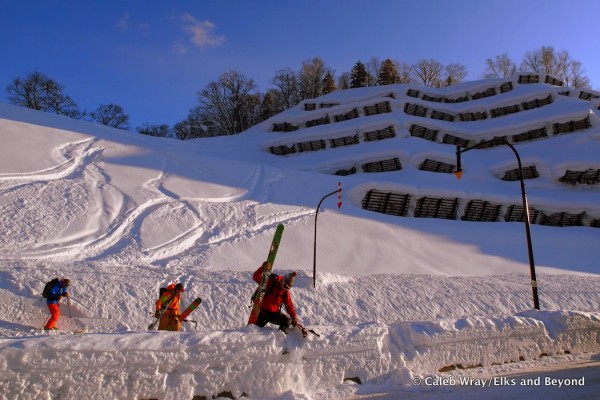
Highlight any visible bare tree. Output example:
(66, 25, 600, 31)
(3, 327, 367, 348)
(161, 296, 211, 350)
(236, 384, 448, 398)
(137, 124, 171, 138)
(90, 104, 130, 129)
(197, 70, 258, 135)
(411, 59, 444, 87)
(271, 67, 300, 110)
(443, 63, 467, 86)
(365, 57, 381, 86)
(483, 53, 517, 79)
(6, 70, 84, 118)
(564, 60, 591, 88)
(173, 107, 211, 140)
(520, 46, 557, 75)
(395, 61, 414, 84)
(520, 46, 591, 88)
(337, 72, 351, 90)
(299, 57, 328, 100)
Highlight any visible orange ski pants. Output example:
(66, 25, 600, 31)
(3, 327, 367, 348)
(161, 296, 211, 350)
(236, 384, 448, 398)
(45, 303, 60, 329)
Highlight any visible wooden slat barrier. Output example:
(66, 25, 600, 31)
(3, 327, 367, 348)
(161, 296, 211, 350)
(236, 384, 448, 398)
(430, 110, 455, 121)
(330, 134, 360, 148)
(501, 165, 540, 181)
(504, 205, 540, 223)
(362, 158, 402, 173)
(559, 169, 600, 185)
(511, 127, 548, 143)
(297, 139, 326, 153)
(362, 190, 411, 216)
(410, 125, 439, 142)
(404, 103, 429, 117)
(418, 159, 456, 174)
(414, 196, 460, 220)
(334, 108, 359, 122)
(462, 200, 502, 222)
(363, 101, 392, 116)
(539, 211, 586, 227)
(553, 116, 591, 135)
(363, 126, 396, 142)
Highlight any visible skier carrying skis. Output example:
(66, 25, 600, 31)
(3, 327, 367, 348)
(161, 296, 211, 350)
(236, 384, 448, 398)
(44, 278, 70, 331)
(155, 282, 185, 331)
(252, 263, 299, 333)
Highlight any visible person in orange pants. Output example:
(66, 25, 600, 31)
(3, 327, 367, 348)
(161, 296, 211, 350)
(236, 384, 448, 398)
(155, 282, 184, 331)
(44, 278, 70, 330)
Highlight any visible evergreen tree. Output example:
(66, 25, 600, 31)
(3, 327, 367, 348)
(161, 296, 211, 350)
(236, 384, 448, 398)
(322, 71, 337, 94)
(350, 61, 369, 88)
(258, 90, 277, 122)
(378, 59, 400, 85)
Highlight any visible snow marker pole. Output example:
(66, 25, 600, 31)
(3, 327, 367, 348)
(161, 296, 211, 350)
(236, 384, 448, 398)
(313, 183, 342, 288)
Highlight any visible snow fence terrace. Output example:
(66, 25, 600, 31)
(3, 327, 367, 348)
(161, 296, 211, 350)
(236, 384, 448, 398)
(0, 310, 599, 399)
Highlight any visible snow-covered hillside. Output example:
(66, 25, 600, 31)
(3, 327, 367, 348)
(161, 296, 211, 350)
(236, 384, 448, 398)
(0, 75, 599, 399)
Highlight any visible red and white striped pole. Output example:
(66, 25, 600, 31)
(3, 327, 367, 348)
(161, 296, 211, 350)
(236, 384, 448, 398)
(337, 181, 342, 209)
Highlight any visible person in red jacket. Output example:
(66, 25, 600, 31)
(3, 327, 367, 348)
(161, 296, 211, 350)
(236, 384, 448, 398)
(252, 263, 299, 333)
(155, 282, 185, 331)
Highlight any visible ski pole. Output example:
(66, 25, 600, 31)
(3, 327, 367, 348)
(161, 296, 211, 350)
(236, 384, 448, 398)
(40, 315, 51, 330)
(67, 297, 72, 318)
(183, 320, 198, 329)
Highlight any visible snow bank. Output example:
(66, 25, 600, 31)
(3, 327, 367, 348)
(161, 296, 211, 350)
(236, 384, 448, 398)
(1, 311, 598, 399)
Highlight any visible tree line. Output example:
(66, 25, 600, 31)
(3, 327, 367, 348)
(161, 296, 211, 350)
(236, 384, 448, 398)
(4, 46, 592, 140)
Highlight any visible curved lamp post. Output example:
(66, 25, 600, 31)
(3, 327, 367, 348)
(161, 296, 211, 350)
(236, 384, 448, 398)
(313, 183, 342, 288)
(455, 139, 540, 310)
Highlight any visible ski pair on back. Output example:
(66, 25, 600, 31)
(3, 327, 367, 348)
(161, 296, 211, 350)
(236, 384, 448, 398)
(247, 224, 318, 337)
(149, 282, 202, 331)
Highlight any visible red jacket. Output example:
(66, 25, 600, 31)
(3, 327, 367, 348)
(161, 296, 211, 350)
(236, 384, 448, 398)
(253, 265, 297, 320)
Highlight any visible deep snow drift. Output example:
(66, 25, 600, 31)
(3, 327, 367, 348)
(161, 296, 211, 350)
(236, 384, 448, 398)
(0, 75, 599, 399)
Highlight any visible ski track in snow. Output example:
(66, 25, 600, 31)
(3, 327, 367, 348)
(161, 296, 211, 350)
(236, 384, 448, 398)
(0, 138, 314, 265)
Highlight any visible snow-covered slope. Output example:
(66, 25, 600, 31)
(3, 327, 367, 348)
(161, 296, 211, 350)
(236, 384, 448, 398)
(0, 75, 599, 399)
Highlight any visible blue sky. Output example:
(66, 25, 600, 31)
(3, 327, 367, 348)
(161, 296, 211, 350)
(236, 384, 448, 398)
(1, 0, 598, 130)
